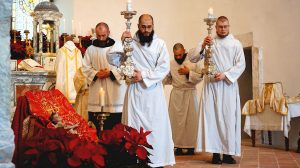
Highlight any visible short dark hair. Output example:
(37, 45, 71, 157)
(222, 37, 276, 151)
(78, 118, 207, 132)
(173, 43, 184, 51)
(217, 16, 229, 22)
(95, 22, 110, 30)
(138, 14, 154, 24)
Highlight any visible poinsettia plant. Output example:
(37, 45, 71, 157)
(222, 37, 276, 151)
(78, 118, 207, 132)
(23, 123, 152, 168)
(23, 127, 107, 168)
(99, 124, 152, 168)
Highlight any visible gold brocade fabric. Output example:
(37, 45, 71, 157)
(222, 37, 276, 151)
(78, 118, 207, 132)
(25, 89, 97, 141)
(287, 94, 300, 104)
(242, 99, 263, 115)
(242, 82, 288, 116)
(73, 68, 89, 121)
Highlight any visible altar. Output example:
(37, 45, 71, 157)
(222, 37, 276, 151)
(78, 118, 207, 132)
(11, 71, 56, 107)
(244, 102, 300, 150)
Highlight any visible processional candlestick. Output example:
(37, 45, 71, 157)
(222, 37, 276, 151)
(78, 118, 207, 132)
(24, 29, 30, 43)
(118, 6, 137, 82)
(95, 88, 110, 133)
(202, 8, 217, 77)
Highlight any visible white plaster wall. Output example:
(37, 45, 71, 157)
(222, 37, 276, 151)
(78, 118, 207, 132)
(54, 0, 300, 150)
(54, 0, 74, 34)
(55, 0, 300, 97)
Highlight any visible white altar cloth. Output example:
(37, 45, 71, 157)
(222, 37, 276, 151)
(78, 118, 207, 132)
(244, 102, 300, 138)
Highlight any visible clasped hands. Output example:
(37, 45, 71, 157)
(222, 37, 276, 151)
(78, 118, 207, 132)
(214, 72, 226, 81)
(96, 68, 110, 79)
(178, 66, 189, 75)
(178, 66, 225, 81)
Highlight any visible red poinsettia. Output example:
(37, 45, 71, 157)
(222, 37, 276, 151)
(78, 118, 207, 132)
(24, 127, 107, 168)
(99, 123, 152, 162)
(99, 123, 127, 145)
(24, 122, 152, 167)
(11, 41, 27, 59)
(24, 127, 74, 166)
(67, 138, 107, 168)
(124, 126, 153, 160)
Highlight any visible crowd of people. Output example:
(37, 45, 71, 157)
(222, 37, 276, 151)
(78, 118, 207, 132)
(55, 14, 245, 168)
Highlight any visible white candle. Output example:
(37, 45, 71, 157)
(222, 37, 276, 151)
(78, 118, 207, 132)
(127, 0, 132, 11)
(99, 87, 105, 107)
(208, 7, 214, 18)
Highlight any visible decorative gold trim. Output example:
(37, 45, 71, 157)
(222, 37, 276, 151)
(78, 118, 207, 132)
(62, 47, 78, 102)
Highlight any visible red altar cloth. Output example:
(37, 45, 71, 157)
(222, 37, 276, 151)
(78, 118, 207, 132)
(25, 89, 97, 141)
(11, 89, 97, 168)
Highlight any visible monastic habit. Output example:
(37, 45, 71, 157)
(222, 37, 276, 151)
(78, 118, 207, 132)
(108, 34, 176, 167)
(164, 54, 202, 149)
(190, 34, 245, 156)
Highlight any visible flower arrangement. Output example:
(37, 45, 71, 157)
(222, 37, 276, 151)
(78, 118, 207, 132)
(10, 30, 41, 60)
(23, 127, 107, 168)
(23, 124, 152, 168)
(10, 30, 27, 59)
(11, 40, 27, 59)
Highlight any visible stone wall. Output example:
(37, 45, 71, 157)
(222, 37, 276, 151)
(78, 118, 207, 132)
(0, 0, 15, 167)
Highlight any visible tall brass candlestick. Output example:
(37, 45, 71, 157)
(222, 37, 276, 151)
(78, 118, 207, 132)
(203, 16, 217, 77)
(118, 10, 137, 81)
(24, 30, 30, 44)
(12, 30, 17, 44)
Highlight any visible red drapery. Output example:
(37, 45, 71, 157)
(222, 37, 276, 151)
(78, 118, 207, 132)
(11, 89, 97, 167)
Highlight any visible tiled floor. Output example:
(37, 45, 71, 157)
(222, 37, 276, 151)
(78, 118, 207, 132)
(165, 140, 300, 168)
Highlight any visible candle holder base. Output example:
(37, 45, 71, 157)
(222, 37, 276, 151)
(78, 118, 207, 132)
(95, 112, 111, 133)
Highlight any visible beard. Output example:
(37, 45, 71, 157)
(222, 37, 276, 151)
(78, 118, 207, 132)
(93, 37, 115, 48)
(97, 39, 109, 47)
(136, 30, 154, 47)
(217, 32, 229, 38)
(174, 53, 187, 65)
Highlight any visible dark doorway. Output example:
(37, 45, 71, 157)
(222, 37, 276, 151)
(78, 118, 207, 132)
(238, 47, 253, 139)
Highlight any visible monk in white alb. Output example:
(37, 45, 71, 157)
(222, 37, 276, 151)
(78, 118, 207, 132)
(107, 14, 175, 168)
(190, 16, 245, 164)
(82, 22, 127, 135)
(55, 36, 83, 104)
(164, 43, 202, 155)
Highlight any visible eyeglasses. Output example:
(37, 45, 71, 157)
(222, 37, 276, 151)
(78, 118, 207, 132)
(217, 25, 229, 29)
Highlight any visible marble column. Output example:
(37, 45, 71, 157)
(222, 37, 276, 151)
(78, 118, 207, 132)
(0, 0, 15, 168)
(32, 20, 37, 54)
(38, 19, 43, 54)
(55, 20, 60, 53)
